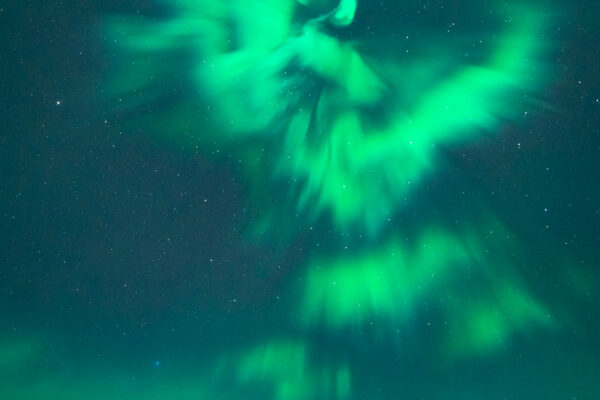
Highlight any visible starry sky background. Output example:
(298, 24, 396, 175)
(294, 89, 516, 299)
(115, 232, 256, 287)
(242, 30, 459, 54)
(1, 1, 600, 399)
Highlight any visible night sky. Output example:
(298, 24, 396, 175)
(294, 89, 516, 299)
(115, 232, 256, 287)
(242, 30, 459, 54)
(2, 1, 600, 399)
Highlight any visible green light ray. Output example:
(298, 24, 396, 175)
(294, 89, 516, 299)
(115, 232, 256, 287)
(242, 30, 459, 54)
(217, 339, 352, 400)
(299, 228, 471, 329)
(0, 335, 43, 372)
(297, 218, 556, 356)
(104, 0, 555, 235)
(444, 284, 554, 356)
(102, 0, 560, 363)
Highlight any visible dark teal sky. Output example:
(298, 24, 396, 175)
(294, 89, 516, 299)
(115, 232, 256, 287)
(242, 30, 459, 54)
(1, 1, 600, 399)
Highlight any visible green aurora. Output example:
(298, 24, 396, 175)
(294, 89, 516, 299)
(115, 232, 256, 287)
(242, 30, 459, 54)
(96, 1, 564, 398)
(106, 0, 553, 235)
(8, 1, 597, 400)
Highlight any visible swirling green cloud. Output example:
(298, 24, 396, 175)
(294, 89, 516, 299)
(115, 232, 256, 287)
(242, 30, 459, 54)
(104, 0, 554, 236)
(102, 0, 560, 378)
(297, 216, 555, 354)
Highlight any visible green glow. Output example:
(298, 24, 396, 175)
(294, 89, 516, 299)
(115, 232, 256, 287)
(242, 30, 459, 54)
(0, 335, 351, 400)
(330, 0, 357, 26)
(298, 218, 555, 355)
(445, 285, 554, 356)
(104, 0, 554, 234)
(103, 0, 559, 362)
(223, 340, 351, 400)
(300, 228, 472, 329)
(278, 6, 551, 233)
(0, 336, 43, 372)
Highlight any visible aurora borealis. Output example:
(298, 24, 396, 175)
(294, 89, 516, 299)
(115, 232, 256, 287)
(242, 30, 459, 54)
(106, 0, 553, 235)
(2, 0, 600, 399)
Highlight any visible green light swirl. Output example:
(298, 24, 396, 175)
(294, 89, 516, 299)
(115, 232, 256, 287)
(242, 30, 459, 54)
(298, 217, 555, 354)
(217, 340, 351, 400)
(105, 0, 554, 236)
(103, 0, 559, 376)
